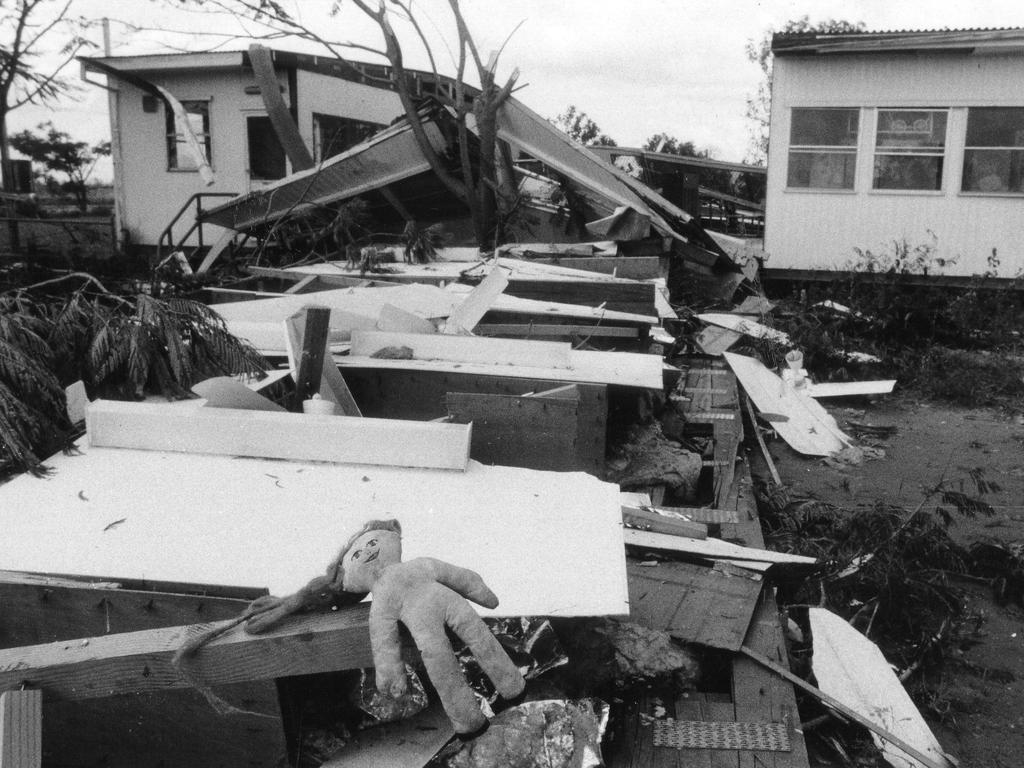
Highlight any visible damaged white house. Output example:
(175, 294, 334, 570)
(79, 47, 455, 249)
(765, 27, 1024, 280)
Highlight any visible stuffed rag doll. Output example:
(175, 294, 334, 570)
(337, 519, 526, 736)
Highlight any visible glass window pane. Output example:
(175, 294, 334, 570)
(876, 110, 947, 150)
(965, 108, 1024, 148)
(790, 109, 859, 147)
(787, 151, 856, 189)
(962, 149, 1024, 193)
(873, 155, 943, 190)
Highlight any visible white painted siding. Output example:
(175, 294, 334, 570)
(765, 51, 1024, 277)
(115, 66, 407, 247)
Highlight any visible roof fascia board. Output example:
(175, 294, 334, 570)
(79, 51, 245, 73)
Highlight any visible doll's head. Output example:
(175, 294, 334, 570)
(339, 518, 402, 593)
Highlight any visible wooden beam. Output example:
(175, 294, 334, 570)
(85, 400, 472, 471)
(0, 691, 41, 768)
(0, 607, 377, 704)
(474, 324, 639, 339)
(283, 274, 319, 294)
(291, 306, 330, 411)
(285, 307, 362, 416)
(621, 505, 708, 540)
(443, 267, 509, 334)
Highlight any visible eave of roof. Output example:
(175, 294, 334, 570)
(772, 27, 1024, 56)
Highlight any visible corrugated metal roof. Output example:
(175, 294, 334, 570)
(773, 26, 1024, 55)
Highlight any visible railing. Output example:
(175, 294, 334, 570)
(155, 192, 238, 265)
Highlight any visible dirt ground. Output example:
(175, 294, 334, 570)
(768, 392, 1024, 768)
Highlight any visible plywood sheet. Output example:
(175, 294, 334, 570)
(627, 561, 761, 651)
(0, 443, 628, 616)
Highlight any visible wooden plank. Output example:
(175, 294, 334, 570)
(339, 347, 664, 389)
(0, 580, 285, 768)
(285, 307, 363, 415)
(673, 693, 739, 768)
(291, 305, 330, 410)
(732, 590, 810, 768)
(0, 606, 377, 703)
(283, 274, 318, 294)
(446, 389, 604, 475)
(627, 561, 761, 651)
(624, 530, 816, 565)
(0, 691, 40, 768)
(474, 323, 639, 339)
(85, 399, 471, 471)
(443, 266, 509, 333)
(505, 278, 656, 315)
(526, 256, 661, 280)
(244, 265, 401, 288)
(350, 329, 573, 370)
(804, 380, 897, 398)
(622, 506, 708, 539)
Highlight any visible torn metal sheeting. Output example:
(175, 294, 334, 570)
(723, 352, 853, 456)
(320, 701, 454, 768)
(0, 441, 628, 612)
(809, 608, 956, 768)
(200, 106, 446, 231)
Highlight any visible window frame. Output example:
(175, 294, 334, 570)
(312, 112, 386, 163)
(961, 107, 1024, 196)
(786, 107, 860, 191)
(165, 99, 212, 173)
(870, 108, 949, 193)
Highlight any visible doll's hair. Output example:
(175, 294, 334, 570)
(330, 518, 402, 588)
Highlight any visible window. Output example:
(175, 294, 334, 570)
(787, 108, 859, 189)
(246, 115, 287, 181)
(313, 113, 385, 162)
(166, 100, 211, 171)
(962, 108, 1024, 193)
(873, 109, 947, 191)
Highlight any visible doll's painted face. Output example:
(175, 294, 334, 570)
(341, 528, 402, 592)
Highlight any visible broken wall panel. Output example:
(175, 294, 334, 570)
(445, 384, 606, 476)
(503, 278, 657, 316)
(0, 442, 627, 615)
(0, 577, 285, 768)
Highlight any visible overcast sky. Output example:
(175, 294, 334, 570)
(12, 0, 1024, 179)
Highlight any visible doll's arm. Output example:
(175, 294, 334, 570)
(426, 558, 499, 609)
(369, 605, 408, 697)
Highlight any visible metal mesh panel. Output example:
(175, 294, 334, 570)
(652, 719, 791, 752)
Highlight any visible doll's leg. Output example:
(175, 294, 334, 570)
(446, 600, 526, 700)
(408, 619, 487, 734)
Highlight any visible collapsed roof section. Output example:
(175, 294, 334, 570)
(199, 95, 734, 268)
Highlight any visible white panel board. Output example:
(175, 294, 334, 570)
(86, 400, 469, 471)
(350, 330, 573, 369)
(723, 352, 852, 456)
(0, 443, 628, 616)
(809, 608, 955, 768)
(805, 380, 897, 398)
(337, 348, 664, 389)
